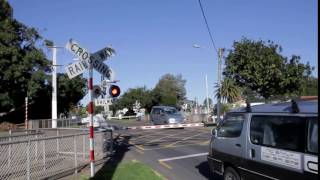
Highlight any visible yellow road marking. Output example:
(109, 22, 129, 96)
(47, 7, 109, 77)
(164, 144, 173, 148)
(135, 145, 145, 151)
(132, 130, 165, 140)
(147, 129, 193, 143)
(199, 140, 210, 145)
(135, 149, 144, 154)
(145, 142, 209, 151)
(128, 141, 146, 151)
(165, 132, 207, 147)
(158, 160, 172, 170)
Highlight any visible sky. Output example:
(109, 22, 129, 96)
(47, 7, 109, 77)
(8, 0, 318, 105)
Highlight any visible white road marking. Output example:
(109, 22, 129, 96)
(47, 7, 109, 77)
(159, 152, 209, 162)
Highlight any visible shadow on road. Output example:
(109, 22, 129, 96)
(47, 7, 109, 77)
(91, 134, 131, 180)
(195, 161, 222, 180)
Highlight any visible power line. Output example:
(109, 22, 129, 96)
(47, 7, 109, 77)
(197, 0, 218, 54)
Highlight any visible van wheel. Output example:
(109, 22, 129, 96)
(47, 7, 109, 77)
(224, 167, 240, 180)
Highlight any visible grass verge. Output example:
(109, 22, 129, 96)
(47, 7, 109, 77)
(85, 160, 164, 180)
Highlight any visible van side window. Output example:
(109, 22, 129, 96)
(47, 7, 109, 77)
(152, 108, 160, 114)
(307, 117, 318, 154)
(217, 114, 244, 138)
(250, 115, 305, 152)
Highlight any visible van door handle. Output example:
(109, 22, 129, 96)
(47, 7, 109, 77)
(250, 149, 255, 158)
(235, 143, 241, 147)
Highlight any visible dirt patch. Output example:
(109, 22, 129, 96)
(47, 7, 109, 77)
(0, 121, 18, 131)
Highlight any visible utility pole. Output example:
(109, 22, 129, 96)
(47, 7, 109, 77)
(205, 75, 210, 116)
(217, 48, 224, 122)
(51, 47, 58, 128)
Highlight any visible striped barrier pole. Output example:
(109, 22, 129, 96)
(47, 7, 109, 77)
(126, 123, 205, 130)
(88, 64, 95, 177)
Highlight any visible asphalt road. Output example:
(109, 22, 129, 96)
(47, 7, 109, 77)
(113, 125, 222, 180)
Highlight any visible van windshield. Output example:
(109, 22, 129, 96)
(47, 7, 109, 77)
(164, 108, 180, 114)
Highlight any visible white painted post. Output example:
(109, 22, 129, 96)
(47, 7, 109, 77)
(52, 47, 58, 128)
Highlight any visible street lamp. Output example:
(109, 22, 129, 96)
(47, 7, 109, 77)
(193, 44, 223, 122)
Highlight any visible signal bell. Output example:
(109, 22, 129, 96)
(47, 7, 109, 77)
(109, 85, 120, 97)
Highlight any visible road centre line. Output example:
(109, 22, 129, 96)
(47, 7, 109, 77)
(158, 152, 209, 162)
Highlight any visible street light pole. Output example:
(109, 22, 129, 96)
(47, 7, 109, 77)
(193, 44, 223, 122)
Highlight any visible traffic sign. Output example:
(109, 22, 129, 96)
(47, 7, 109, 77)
(92, 47, 114, 62)
(65, 39, 113, 79)
(91, 57, 111, 78)
(95, 98, 112, 106)
(65, 39, 91, 62)
(65, 60, 89, 79)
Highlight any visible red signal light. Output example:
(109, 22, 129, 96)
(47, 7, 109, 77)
(109, 85, 120, 97)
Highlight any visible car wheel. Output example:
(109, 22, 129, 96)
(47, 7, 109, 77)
(223, 167, 240, 180)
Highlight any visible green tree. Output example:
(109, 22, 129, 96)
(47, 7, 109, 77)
(214, 78, 241, 103)
(0, 1, 89, 122)
(213, 103, 231, 116)
(152, 74, 186, 107)
(224, 38, 313, 100)
(301, 77, 318, 96)
(0, 0, 52, 121)
(56, 73, 87, 116)
(111, 86, 153, 113)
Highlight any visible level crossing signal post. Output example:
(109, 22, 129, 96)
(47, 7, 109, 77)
(64, 39, 118, 177)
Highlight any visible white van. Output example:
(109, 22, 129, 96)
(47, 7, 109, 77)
(208, 100, 318, 180)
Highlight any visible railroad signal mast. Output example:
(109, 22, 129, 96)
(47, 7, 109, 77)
(64, 39, 119, 177)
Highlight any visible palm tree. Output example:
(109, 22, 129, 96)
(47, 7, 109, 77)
(215, 78, 241, 103)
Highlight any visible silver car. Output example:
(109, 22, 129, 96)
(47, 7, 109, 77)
(150, 106, 185, 125)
